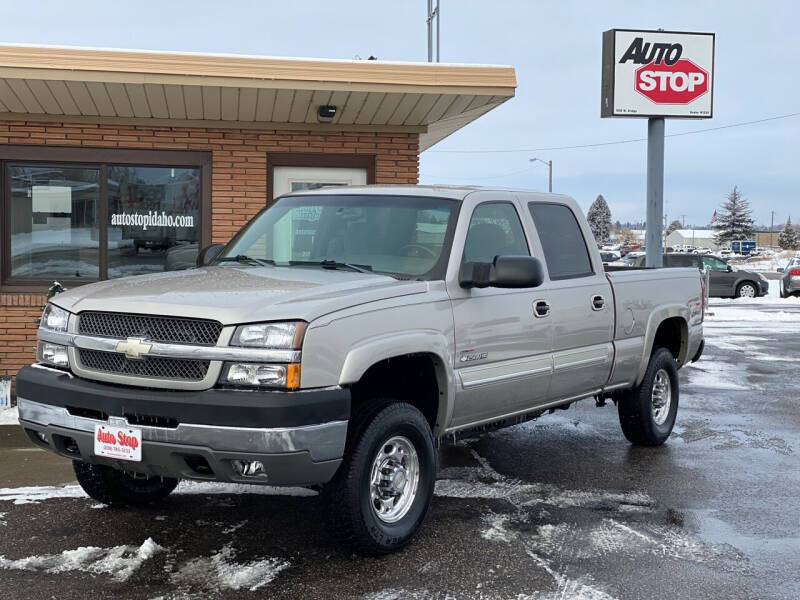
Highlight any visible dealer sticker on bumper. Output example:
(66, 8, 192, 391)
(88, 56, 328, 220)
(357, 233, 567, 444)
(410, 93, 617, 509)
(94, 424, 142, 462)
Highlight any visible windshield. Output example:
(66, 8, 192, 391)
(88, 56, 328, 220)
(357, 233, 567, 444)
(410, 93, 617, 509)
(219, 194, 459, 279)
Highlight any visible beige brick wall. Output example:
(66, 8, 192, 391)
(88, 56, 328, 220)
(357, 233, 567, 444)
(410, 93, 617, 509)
(0, 121, 420, 383)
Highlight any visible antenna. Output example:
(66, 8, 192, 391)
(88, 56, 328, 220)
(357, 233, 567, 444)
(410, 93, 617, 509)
(427, 0, 440, 62)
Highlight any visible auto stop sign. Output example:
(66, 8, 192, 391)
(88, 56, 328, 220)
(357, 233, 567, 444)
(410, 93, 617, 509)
(602, 29, 715, 118)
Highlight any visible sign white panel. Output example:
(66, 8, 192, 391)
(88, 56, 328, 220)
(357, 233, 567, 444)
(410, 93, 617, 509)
(602, 29, 714, 118)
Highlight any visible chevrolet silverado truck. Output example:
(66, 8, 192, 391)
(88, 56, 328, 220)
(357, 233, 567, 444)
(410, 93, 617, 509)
(17, 186, 704, 555)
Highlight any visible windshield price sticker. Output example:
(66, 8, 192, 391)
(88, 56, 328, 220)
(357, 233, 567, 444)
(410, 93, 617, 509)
(94, 424, 142, 462)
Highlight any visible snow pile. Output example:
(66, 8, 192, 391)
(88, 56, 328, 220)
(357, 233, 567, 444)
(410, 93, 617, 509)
(0, 406, 18, 426)
(0, 538, 163, 582)
(170, 543, 289, 592)
(0, 485, 87, 505)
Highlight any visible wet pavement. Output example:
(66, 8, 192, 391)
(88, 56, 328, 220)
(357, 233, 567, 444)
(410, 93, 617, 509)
(1, 298, 798, 600)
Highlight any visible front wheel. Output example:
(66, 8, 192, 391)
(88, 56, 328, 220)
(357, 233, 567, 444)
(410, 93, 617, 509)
(321, 401, 436, 555)
(736, 282, 758, 298)
(618, 347, 679, 446)
(73, 461, 179, 506)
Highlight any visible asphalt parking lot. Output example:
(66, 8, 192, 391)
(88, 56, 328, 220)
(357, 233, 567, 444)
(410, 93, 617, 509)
(1, 294, 799, 600)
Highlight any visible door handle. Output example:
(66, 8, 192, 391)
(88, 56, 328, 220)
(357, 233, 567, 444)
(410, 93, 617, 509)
(534, 300, 550, 318)
(591, 295, 605, 311)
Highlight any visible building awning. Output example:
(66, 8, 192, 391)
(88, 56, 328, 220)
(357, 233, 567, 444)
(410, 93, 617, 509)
(0, 44, 516, 151)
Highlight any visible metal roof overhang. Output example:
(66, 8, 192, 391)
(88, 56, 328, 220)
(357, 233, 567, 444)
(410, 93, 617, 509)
(0, 45, 516, 151)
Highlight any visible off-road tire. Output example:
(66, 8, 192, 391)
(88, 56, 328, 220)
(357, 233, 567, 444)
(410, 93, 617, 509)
(321, 400, 436, 556)
(618, 347, 679, 446)
(73, 461, 179, 506)
(736, 281, 758, 298)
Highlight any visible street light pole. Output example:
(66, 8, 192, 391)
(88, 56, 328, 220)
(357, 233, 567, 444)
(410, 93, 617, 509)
(770, 210, 775, 249)
(529, 158, 553, 193)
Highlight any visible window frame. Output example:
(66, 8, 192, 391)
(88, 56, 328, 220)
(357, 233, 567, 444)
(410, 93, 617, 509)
(527, 201, 595, 281)
(0, 145, 212, 292)
(461, 201, 531, 265)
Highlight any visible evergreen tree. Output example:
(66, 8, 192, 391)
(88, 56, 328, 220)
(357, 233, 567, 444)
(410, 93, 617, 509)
(713, 186, 754, 244)
(665, 219, 683, 236)
(778, 217, 799, 250)
(587, 194, 612, 245)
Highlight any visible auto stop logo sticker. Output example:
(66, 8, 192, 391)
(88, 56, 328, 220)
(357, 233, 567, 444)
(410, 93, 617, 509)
(602, 29, 714, 118)
(94, 424, 142, 462)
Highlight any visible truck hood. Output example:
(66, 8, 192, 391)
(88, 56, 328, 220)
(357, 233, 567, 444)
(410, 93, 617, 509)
(51, 266, 429, 325)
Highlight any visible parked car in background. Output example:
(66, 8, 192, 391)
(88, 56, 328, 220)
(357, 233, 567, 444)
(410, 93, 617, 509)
(778, 257, 800, 298)
(632, 253, 769, 298)
(600, 251, 621, 264)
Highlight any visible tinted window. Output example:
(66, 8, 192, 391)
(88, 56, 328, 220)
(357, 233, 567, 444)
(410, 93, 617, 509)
(463, 202, 529, 263)
(667, 254, 700, 268)
(528, 203, 593, 279)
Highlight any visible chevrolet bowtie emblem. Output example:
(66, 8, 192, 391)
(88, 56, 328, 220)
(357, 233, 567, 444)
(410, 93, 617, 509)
(115, 337, 152, 360)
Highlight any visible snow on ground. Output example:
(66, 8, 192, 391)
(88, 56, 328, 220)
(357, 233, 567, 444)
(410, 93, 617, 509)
(729, 250, 799, 273)
(0, 406, 18, 426)
(169, 543, 289, 592)
(0, 538, 163, 582)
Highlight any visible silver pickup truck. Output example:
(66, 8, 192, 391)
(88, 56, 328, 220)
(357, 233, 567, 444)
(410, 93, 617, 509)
(17, 185, 704, 555)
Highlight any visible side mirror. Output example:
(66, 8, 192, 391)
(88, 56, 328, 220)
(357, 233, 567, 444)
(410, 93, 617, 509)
(726, 265, 733, 272)
(196, 243, 225, 267)
(459, 255, 544, 289)
(777, 267, 784, 273)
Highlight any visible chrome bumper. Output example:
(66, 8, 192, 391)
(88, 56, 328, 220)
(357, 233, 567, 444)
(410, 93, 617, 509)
(18, 397, 347, 462)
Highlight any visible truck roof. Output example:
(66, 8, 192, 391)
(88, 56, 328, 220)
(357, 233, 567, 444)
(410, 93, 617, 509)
(284, 184, 575, 202)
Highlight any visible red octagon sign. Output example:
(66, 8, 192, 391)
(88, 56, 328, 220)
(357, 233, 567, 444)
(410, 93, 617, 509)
(634, 58, 709, 104)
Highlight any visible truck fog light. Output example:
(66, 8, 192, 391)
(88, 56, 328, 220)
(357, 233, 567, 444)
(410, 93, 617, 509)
(231, 460, 266, 478)
(37, 341, 69, 368)
(222, 363, 301, 389)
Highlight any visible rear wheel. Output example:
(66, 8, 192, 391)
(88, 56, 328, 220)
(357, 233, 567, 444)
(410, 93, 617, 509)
(618, 347, 679, 446)
(73, 461, 179, 506)
(321, 401, 436, 555)
(736, 281, 758, 298)
(779, 282, 787, 298)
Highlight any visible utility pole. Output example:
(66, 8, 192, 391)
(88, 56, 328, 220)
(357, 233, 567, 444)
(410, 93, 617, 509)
(529, 158, 553, 193)
(426, 0, 440, 63)
(681, 214, 687, 228)
(645, 117, 665, 267)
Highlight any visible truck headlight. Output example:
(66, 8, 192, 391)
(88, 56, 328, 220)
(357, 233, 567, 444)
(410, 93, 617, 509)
(231, 321, 305, 349)
(40, 304, 70, 332)
(37, 341, 69, 368)
(221, 362, 301, 389)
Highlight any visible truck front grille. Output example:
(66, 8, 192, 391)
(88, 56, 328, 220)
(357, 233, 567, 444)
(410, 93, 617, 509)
(78, 312, 222, 346)
(77, 349, 210, 381)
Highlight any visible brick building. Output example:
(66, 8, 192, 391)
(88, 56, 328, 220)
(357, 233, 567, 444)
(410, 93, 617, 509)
(0, 45, 516, 385)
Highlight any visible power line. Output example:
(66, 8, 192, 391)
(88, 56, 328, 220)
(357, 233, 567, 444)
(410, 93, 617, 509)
(426, 111, 800, 154)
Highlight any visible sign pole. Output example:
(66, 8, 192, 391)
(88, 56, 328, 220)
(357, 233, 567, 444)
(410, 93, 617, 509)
(645, 117, 665, 268)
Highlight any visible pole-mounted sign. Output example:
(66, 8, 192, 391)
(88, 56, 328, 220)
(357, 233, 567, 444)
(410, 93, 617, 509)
(601, 29, 715, 267)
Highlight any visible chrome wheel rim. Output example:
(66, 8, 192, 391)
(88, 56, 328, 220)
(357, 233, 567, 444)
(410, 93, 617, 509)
(739, 284, 756, 298)
(651, 369, 672, 426)
(369, 435, 420, 524)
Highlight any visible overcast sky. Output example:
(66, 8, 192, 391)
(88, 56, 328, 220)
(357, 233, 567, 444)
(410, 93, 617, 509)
(2, 0, 797, 227)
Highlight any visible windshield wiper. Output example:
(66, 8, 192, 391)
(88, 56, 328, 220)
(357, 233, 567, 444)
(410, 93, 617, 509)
(217, 255, 274, 267)
(289, 260, 374, 273)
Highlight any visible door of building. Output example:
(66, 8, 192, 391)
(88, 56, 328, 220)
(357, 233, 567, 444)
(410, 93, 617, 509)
(272, 166, 368, 199)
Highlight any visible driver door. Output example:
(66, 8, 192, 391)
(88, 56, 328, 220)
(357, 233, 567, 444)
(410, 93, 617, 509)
(701, 255, 735, 296)
(448, 194, 553, 428)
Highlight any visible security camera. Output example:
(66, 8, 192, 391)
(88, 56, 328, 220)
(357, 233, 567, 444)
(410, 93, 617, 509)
(317, 105, 337, 123)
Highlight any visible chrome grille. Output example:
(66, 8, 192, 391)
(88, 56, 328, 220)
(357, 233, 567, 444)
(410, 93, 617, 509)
(78, 350, 210, 381)
(78, 312, 222, 346)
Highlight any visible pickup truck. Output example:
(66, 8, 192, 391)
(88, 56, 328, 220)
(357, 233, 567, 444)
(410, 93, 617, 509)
(17, 186, 704, 555)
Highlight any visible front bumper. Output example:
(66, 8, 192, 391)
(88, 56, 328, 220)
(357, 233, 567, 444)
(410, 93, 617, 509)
(759, 279, 770, 296)
(16, 365, 349, 486)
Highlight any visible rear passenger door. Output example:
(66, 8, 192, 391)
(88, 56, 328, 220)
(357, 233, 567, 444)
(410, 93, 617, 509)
(527, 201, 614, 401)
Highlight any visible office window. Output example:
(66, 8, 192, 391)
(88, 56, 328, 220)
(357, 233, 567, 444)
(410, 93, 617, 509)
(2, 148, 209, 288)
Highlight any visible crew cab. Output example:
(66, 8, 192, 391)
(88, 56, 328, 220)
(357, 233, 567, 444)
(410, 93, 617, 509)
(17, 186, 704, 554)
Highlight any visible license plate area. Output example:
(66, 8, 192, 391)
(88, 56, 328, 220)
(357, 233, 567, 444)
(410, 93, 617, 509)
(94, 424, 142, 462)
